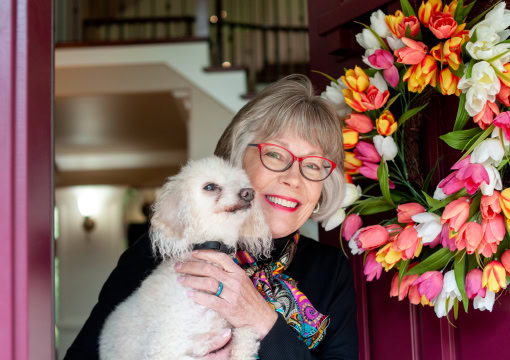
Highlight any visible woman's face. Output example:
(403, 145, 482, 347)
(243, 132, 324, 238)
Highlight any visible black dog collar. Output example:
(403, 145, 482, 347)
(192, 241, 235, 254)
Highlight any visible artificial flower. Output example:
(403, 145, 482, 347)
(493, 111, 510, 141)
(340, 183, 362, 208)
(501, 249, 510, 275)
(442, 35, 464, 70)
(474, 290, 495, 312)
(470, 3, 510, 44)
(358, 161, 396, 189)
(395, 224, 422, 260)
(477, 236, 498, 258)
(473, 101, 500, 130)
(367, 50, 399, 87)
(466, 41, 510, 61)
(345, 113, 373, 133)
(373, 135, 398, 161)
(342, 66, 370, 93)
(386, 11, 420, 38)
(470, 138, 504, 167)
(439, 68, 461, 96)
(479, 165, 502, 197)
(360, 85, 390, 110)
(343, 128, 359, 150)
(369, 72, 389, 93)
(440, 196, 470, 232)
(412, 212, 442, 244)
(342, 213, 363, 241)
(376, 110, 397, 136)
(355, 9, 392, 50)
(397, 203, 426, 223)
(434, 270, 462, 318)
(482, 261, 507, 293)
(412, 271, 443, 303)
(418, 0, 442, 27)
(394, 37, 428, 65)
(481, 214, 506, 246)
(464, 87, 490, 117)
(344, 151, 363, 175)
(322, 208, 346, 231)
(348, 235, 364, 255)
(376, 242, 402, 271)
(356, 29, 384, 50)
(403, 55, 438, 93)
(428, 12, 457, 39)
(354, 141, 381, 163)
(465, 269, 486, 299)
(359, 225, 389, 249)
(440, 224, 456, 251)
(390, 269, 419, 301)
(364, 252, 383, 281)
(499, 188, 510, 219)
(481, 191, 501, 220)
(321, 80, 353, 118)
(456, 222, 483, 254)
(439, 161, 490, 195)
(343, 89, 368, 112)
(458, 62, 500, 111)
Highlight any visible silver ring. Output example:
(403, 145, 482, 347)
(215, 281, 223, 297)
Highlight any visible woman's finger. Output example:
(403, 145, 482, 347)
(193, 329, 233, 360)
(191, 250, 241, 273)
(178, 275, 222, 295)
(175, 260, 228, 283)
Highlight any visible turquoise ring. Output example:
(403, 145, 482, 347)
(215, 281, 223, 297)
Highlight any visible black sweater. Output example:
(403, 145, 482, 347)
(64, 233, 359, 359)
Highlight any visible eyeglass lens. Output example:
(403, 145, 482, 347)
(260, 145, 332, 181)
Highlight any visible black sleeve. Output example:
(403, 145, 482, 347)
(258, 249, 359, 360)
(63, 233, 160, 360)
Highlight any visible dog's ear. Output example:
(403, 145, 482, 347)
(239, 200, 272, 258)
(150, 178, 194, 259)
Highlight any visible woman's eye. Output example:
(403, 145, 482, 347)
(203, 183, 218, 191)
(266, 151, 281, 159)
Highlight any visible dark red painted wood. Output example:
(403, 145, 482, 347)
(0, 0, 53, 359)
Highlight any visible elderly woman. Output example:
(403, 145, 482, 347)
(65, 75, 358, 359)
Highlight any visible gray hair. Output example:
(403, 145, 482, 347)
(214, 74, 345, 221)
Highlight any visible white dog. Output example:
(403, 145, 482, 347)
(99, 156, 272, 360)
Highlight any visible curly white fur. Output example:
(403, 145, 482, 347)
(99, 156, 272, 360)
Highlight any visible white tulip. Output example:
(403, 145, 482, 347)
(480, 165, 503, 196)
(373, 135, 398, 161)
(356, 28, 382, 50)
(348, 235, 364, 255)
(491, 127, 510, 152)
(322, 208, 346, 231)
(470, 61, 500, 95)
(463, 86, 489, 117)
(473, 290, 495, 312)
(387, 36, 405, 51)
(434, 270, 462, 318)
(369, 72, 388, 93)
(340, 183, 362, 208)
(321, 80, 352, 118)
(470, 138, 505, 167)
(433, 185, 447, 201)
(411, 212, 442, 244)
(466, 41, 510, 61)
(370, 10, 392, 38)
(469, 24, 501, 45)
(472, 3, 510, 39)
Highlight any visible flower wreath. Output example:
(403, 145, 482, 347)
(319, 0, 510, 320)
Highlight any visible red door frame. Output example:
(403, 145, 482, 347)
(0, 0, 53, 359)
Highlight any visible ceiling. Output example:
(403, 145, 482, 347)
(54, 91, 188, 187)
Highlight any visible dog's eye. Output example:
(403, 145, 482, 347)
(203, 183, 218, 191)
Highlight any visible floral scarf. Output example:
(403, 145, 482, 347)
(234, 232, 329, 349)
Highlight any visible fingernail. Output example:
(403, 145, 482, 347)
(174, 262, 182, 270)
(192, 250, 198, 255)
(186, 290, 193, 297)
(222, 328, 231, 337)
(177, 276, 184, 283)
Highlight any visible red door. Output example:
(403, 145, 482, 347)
(308, 1, 510, 359)
(0, 0, 53, 359)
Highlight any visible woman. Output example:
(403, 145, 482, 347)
(64, 75, 359, 359)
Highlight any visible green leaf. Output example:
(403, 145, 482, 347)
(487, 49, 510, 63)
(462, 1, 476, 20)
(493, 65, 510, 85)
(400, 0, 416, 16)
(454, 297, 459, 320)
(449, 63, 465, 79)
(498, 40, 510, 45)
(406, 248, 454, 275)
(377, 157, 396, 207)
(398, 259, 411, 293)
(423, 191, 441, 208)
(423, 157, 441, 192)
(311, 70, 339, 84)
(384, 93, 401, 111)
(364, 68, 378, 77)
(353, 21, 389, 51)
(466, 2, 499, 30)
(454, 251, 469, 313)
(468, 193, 482, 220)
(429, 188, 468, 212)
(440, 127, 483, 150)
(454, 0, 464, 23)
(453, 92, 470, 131)
(398, 104, 428, 126)
(353, 197, 396, 215)
(466, 58, 475, 79)
(467, 254, 478, 272)
(461, 124, 495, 159)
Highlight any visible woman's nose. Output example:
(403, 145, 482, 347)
(239, 188, 255, 201)
(279, 161, 301, 187)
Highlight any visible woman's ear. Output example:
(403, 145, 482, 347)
(239, 200, 272, 258)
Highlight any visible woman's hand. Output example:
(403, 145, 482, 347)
(193, 329, 233, 360)
(175, 250, 278, 340)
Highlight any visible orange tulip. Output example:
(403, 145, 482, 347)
(376, 110, 398, 136)
(482, 261, 507, 293)
(343, 89, 368, 112)
(386, 10, 420, 38)
(344, 151, 363, 175)
(395, 37, 428, 65)
(403, 55, 438, 93)
(443, 35, 464, 71)
(481, 191, 501, 220)
(376, 242, 402, 271)
(500, 188, 510, 219)
(345, 113, 374, 133)
(397, 203, 426, 223)
(418, 0, 443, 27)
(497, 82, 510, 107)
(344, 173, 353, 184)
(456, 222, 483, 255)
(358, 225, 389, 250)
(441, 196, 470, 232)
(474, 101, 499, 130)
(501, 250, 510, 275)
(343, 128, 359, 150)
(395, 224, 423, 260)
(390, 270, 419, 300)
(360, 85, 390, 110)
(385, 10, 405, 38)
(497, 63, 510, 87)
(439, 68, 461, 96)
(429, 12, 457, 39)
(341, 66, 370, 93)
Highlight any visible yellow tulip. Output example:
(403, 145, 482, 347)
(376, 110, 398, 136)
(341, 66, 370, 93)
(343, 89, 368, 112)
(385, 10, 405, 38)
(439, 68, 461, 96)
(482, 261, 507, 293)
(376, 243, 402, 271)
(418, 0, 442, 27)
(403, 55, 438, 93)
(500, 188, 510, 219)
(344, 151, 363, 175)
(342, 128, 359, 150)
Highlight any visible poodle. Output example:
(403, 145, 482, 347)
(99, 156, 272, 360)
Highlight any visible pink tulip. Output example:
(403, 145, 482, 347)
(364, 252, 383, 281)
(501, 250, 510, 275)
(367, 49, 399, 88)
(481, 191, 501, 220)
(456, 222, 483, 255)
(354, 141, 381, 163)
(394, 37, 428, 65)
(359, 161, 396, 189)
(412, 271, 443, 301)
(395, 224, 421, 260)
(439, 161, 490, 195)
(345, 113, 374, 133)
(477, 236, 498, 257)
(465, 269, 486, 299)
(408, 285, 422, 305)
(342, 213, 363, 241)
(390, 269, 419, 301)
(497, 82, 510, 107)
(360, 85, 390, 110)
(494, 111, 510, 141)
(440, 224, 457, 251)
(473, 101, 499, 130)
(440, 197, 470, 232)
(386, 224, 403, 240)
(481, 214, 506, 244)
(397, 203, 426, 223)
(358, 225, 389, 250)
(429, 12, 457, 39)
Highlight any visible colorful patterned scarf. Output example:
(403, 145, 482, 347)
(234, 232, 329, 349)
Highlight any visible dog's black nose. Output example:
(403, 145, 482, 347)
(239, 188, 254, 202)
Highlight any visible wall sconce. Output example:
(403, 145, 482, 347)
(77, 189, 100, 233)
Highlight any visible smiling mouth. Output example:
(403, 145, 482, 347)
(265, 195, 300, 209)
